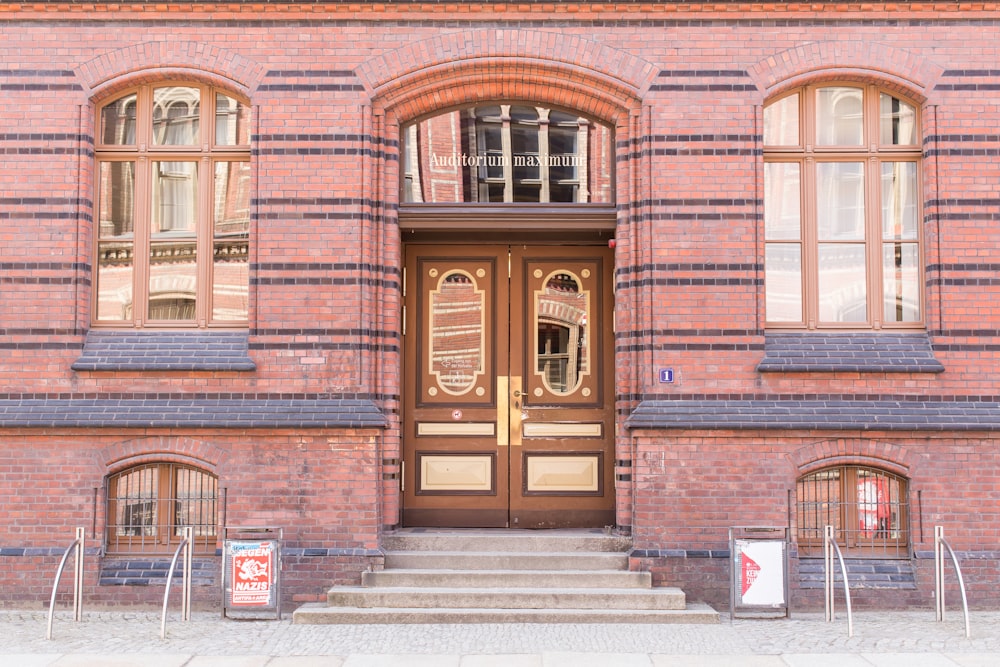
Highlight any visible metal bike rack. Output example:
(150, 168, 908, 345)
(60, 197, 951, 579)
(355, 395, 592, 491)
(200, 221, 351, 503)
(824, 525, 854, 638)
(160, 526, 193, 639)
(934, 525, 971, 638)
(46, 527, 85, 640)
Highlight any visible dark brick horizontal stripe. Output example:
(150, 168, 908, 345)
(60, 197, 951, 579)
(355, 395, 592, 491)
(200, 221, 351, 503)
(617, 262, 759, 276)
(941, 69, 1000, 77)
(254, 133, 390, 146)
(255, 261, 398, 275)
(924, 148, 1000, 157)
(0, 261, 86, 271)
(927, 263, 1000, 273)
(0, 83, 82, 91)
(263, 69, 356, 78)
(251, 328, 397, 338)
(248, 341, 398, 353)
(616, 328, 761, 339)
(0, 69, 75, 77)
(253, 147, 391, 159)
(617, 277, 759, 289)
(257, 83, 365, 92)
(657, 70, 749, 78)
(251, 196, 371, 207)
(649, 83, 758, 92)
(935, 83, 1000, 91)
(925, 134, 1000, 143)
(0, 134, 90, 143)
(252, 276, 398, 289)
(927, 197, 1000, 207)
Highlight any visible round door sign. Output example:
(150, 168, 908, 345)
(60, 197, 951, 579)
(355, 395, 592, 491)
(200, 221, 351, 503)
(452, 410, 463, 420)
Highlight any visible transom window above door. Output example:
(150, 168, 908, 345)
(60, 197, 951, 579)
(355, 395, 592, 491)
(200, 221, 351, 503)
(94, 83, 251, 328)
(763, 84, 923, 330)
(401, 104, 614, 204)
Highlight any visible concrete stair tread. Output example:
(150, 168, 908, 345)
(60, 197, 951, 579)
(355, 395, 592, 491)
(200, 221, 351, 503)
(326, 586, 686, 610)
(293, 602, 720, 625)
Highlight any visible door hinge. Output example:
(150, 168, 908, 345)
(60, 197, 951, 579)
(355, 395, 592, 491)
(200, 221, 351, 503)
(402, 305, 406, 336)
(400, 460, 405, 492)
(402, 267, 407, 297)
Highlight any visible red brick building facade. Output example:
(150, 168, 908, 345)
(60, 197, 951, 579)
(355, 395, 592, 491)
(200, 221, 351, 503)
(2, 2, 1000, 612)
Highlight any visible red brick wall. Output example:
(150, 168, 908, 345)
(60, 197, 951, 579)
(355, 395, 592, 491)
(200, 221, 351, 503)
(2, 2, 1000, 610)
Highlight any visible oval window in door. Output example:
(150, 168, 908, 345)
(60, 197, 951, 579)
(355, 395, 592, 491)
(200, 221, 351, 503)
(429, 270, 485, 396)
(536, 271, 589, 396)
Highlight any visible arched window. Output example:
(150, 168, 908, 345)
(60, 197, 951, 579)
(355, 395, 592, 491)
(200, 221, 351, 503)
(106, 463, 219, 555)
(763, 84, 922, 329)
(796, 465, 909, 558)
(400, 104, 614, 204)
(95, 84, 251, 327)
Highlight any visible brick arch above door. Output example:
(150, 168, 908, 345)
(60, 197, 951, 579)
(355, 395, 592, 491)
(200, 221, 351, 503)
(357, 29, 652, 123)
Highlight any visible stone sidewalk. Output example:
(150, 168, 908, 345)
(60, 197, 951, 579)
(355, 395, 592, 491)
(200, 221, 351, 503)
(2, 609, 998, 666)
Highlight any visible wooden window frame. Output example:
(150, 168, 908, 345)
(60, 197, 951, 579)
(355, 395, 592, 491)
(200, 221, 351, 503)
(796, 465, 910, 559)
(106, 463, 219, 556)
(94, 83, 251, 329)
(764, 83, 924, 331)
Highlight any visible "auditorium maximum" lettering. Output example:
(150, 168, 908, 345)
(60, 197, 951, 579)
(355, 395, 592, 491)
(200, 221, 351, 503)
(430, 153, 584, 167)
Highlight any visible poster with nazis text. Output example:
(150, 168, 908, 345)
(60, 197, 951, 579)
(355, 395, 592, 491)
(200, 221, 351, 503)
(227, 540, 277, 607)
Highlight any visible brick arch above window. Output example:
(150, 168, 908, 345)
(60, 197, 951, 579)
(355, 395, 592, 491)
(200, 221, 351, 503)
(788, 438, 918, 479)
(100, 435, 226, 477)
(77, 41, 263, 100)
(749, 40, 944, 101)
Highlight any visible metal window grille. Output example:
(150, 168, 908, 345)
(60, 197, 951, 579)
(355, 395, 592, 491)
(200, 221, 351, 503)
(106, 463, 218, 555)
(796, 466, 909, 558)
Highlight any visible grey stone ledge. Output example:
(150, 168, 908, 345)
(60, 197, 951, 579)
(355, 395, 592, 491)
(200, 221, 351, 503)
(626, 399, 1000, 431)
(757, 332, 945, 373)
(72, 330, 257, 372)
(0, 397, 387, 429)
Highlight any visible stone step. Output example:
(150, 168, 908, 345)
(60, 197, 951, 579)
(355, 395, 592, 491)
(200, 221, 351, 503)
(362, 568, 652, 589)
(383, 550, 629, 571)
(325, 586, 687, 610)
(292, 602, 721, 625)
(382, 528, 629, 553)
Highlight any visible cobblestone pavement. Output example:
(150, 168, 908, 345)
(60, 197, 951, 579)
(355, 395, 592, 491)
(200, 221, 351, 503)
(2, 609, 998, 666)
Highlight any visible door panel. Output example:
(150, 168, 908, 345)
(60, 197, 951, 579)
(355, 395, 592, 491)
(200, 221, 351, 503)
(402, 244, 614, 528)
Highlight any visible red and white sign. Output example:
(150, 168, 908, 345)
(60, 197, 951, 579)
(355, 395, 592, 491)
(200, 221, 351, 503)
(736, 540, 785, 606)
(229, 541, 274, 606)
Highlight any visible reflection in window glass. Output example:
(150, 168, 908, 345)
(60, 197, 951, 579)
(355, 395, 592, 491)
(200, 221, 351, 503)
(401, 104, 612, 204)
(765, 244, 802, 323)
(213, 161, 250, 321)
(536, 273, 588, 395)
(96, 162, 136, 322)
(152, 86, 200, 146)
(764, 162, 801, 240)
(215, 94, 251, 146)
(816, 162, 865, 241)
(883, 243, 920, 323)
(816, 87, 864, 146)
(763, 93, 799, 146)
(100, 94, 137, 146)
(818, 244, 867, 323)
(881, 162, 918, 240)
(430, 271, 484, 396)
(880, 93, 917, 146)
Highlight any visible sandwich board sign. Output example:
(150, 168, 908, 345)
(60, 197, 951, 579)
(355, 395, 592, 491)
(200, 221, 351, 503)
(729, 526, 789, 619)
(223, 526, 282, 620)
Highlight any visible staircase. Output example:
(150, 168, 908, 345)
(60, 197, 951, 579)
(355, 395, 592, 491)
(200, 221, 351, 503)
(292, 528, 719, 624)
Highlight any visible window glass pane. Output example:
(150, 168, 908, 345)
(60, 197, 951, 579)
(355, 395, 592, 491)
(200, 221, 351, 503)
(100, 94, 137, 146)
(765, 243, 803, 322)
(96, 161, 136, 321)
(881, 161, 919, 240)
(215, 93, 251, 146)
(764, 162, 801, 240)
(880, 93, 917, 145)
(150, 161, 198, 321)
(816, 87, 864, 146)
(797, 468, 842, 543)
(818, 244, 867, 323)
(429, 271, 484, 396)
(763, 93, 799, 146)
(152, 86, 200, 146)
(536, 272, 589, 395)
(883, 242, 921, 323)
(113, 466, 158, 539)
(401, 104, 613, 203)
(816, 162, 865, 240)
(213, 161, 250, 322)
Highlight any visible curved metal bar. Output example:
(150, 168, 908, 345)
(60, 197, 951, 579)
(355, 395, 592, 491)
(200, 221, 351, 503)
(824, 525, 853, 638)
(936, 526, 971, 638)
(46, 528, 84, 640)
(160, 529, 192, 640)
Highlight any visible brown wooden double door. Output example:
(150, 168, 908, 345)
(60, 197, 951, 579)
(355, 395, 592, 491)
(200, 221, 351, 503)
(402, 244, 615, 528)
